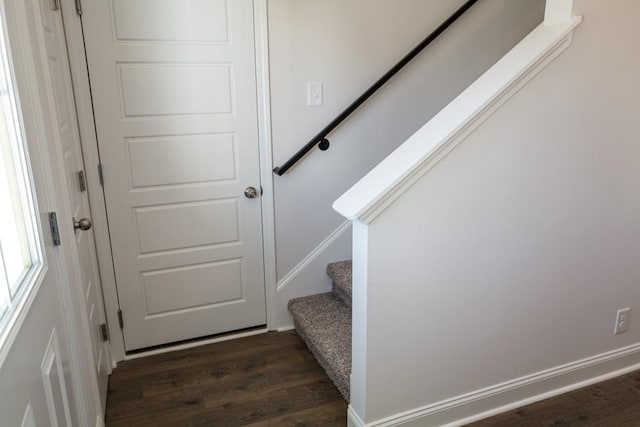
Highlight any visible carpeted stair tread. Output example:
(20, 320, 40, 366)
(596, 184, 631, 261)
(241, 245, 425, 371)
(288, 292, 351, 400)
(327, 260, 352, 308)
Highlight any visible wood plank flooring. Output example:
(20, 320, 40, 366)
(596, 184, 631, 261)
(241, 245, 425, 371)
(468, 369, 640, 426)
(107, 331, 640, 426)
(105, 332, 347, 426)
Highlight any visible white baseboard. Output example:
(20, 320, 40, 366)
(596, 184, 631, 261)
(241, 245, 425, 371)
(275, 221, 352, 329)
(349, 343, 640, 426)
(348, 407, 366, 427)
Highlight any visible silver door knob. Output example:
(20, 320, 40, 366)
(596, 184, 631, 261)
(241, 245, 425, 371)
(73, 217, 92, 231)
(244, 186, 259, 199)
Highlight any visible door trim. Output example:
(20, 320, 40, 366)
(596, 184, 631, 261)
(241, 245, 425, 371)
(59, 0, 125, 362)
(61, 0, 277, 361)
(253, 0, 278, 333)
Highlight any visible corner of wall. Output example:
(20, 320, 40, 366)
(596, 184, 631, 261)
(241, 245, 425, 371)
(274, 221, 352, 329)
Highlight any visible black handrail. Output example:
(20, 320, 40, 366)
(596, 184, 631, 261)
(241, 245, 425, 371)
(273, 0, 480, 176)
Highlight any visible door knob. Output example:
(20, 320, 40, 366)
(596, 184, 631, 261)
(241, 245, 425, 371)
(73, 217, 92, 231)
(244, 186, 259, 199)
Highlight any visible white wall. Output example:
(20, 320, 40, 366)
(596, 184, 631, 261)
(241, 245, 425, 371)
(348, 0, 640, 424)
(267, 0, 545, 287)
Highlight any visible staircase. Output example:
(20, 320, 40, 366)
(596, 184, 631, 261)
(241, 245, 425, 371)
(288, 260, 353, 400)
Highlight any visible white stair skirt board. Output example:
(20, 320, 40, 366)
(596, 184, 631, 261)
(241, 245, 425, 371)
(346, 343, 640, 427)
(276, 220, 352, 330)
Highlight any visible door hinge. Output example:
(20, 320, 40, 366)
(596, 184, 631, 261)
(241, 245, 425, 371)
(98, 163, 104, 187)
(117, 310, 124, 329)
(77, 170, 87, 192)
(99, 323, 110, 342)
(49, 0, 60, 11)
(49, 212, 61, 246)
(75, 0, 82, 16)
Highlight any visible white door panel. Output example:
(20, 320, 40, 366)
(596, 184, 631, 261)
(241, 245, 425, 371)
(119, 64, 233, 116)
(142, 259, 243, 314)
(135, 200, 240, 253)
(83, 0, 266, 350)
(111, 0, 229, 42)
(40, 329, 73, 426)
(1, 283, 76, 427)
(31, 0, 110, 411)
(127, 133, 237, 187)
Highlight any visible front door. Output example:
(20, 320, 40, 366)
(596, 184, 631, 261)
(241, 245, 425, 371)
(30, 0, 110, 409)
(81, 0, 266, 350)
(0, 0, 80, 423)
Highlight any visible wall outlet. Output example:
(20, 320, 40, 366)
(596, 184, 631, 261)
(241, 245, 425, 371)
(614, 308, 631, 335)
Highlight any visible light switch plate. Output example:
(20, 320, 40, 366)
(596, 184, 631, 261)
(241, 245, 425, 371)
(307, 81, 323, 107)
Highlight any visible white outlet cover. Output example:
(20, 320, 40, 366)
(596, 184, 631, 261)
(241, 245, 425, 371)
(614, 307, 631, 335)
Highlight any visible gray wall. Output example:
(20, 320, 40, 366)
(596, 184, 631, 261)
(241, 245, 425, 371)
(352, 0, 640, 423)
(268, 0, 545, 283)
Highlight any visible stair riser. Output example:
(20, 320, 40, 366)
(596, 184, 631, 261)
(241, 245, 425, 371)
(332, 282, 352, 308)
(288, 292, 352, 402)
(293, 318, 350, 401)
(327, 260, 353, 308)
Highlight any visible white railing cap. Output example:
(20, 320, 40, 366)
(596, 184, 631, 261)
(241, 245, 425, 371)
(333, 15, 582, 224)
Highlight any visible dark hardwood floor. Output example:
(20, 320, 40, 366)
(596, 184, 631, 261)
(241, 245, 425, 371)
(107, 331, 640, 426)
(468, 369, 640, 427)
(105, 331, 347, 426)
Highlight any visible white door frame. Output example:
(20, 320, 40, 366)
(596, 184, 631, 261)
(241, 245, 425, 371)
(61, 0, 277, 362)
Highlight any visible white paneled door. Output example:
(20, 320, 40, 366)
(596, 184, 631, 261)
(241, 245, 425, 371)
(0, 0, 80, 424)
(82, 0, 266, 350)
(30, 0, 110, 410)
